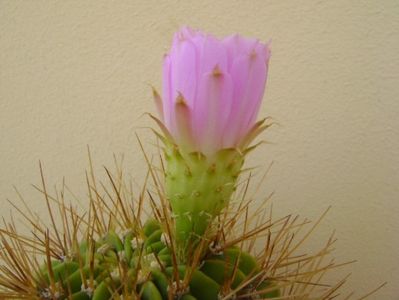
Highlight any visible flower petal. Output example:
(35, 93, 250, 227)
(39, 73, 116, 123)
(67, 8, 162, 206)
(198, 34, 228, 76)
(224, 50, 268, 146)
(240, 49, 268, 133)
(174, 93, 195, 150)
(222, 34, 258, 70)
(170, 38, 198, 108)
(194, 67, 233, 154)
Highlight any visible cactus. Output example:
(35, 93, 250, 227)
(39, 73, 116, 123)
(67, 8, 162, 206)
(0, 158, 371, 299)
(35, 219, 279, 300)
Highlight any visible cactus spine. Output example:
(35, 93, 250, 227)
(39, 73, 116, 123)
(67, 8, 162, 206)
(0, 159, 358, 299)
(36, 219, 279, 300)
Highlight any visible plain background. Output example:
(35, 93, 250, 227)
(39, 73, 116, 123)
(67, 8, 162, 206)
(0, 1, 398, 298)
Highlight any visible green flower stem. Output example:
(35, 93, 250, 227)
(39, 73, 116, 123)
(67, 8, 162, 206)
(164, 145, 244, 259)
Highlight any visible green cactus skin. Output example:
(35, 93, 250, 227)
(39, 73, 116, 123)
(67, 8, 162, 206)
(37, 219, 280, 299)
(140, 281, 163, 300)
(164, 145, 244, 256)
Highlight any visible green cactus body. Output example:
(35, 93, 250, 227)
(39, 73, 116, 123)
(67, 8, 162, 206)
(164, 145, 244, 254)
(36, 219, 279, 300)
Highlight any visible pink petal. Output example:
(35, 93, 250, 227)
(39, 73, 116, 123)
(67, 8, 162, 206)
(170, 38, 198, 108)
(223, 54, 251, 146)
(240, 49, 269, 132)
(224, 50, 268, 146)
(222, 34, 258, 70)
(198, 34, 228, 76)
(244, 55, 269, 130)
(194, 68, 233, 154)
(174, 93, 195, 149)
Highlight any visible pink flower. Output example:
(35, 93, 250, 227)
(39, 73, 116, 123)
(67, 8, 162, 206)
(157, 26, 271, 155)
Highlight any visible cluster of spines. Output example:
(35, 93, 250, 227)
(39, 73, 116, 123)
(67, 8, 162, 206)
(36, 219, 279, 300)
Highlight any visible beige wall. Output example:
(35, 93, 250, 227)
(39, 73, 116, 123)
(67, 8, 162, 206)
(1, 1, 398, 298)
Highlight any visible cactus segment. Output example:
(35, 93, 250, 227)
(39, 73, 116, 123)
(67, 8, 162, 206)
(212, 247, 259, 276)
(165, 266, 221, 300)
(36, 219, 279, 299)
(149, 269, 170, 299)
(256, 281, 281, 298)
(200, 259, 246, 289)
(140, 281, 163, 300)
(143, 219, 161, 237)
(92, 281, 112, 300)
